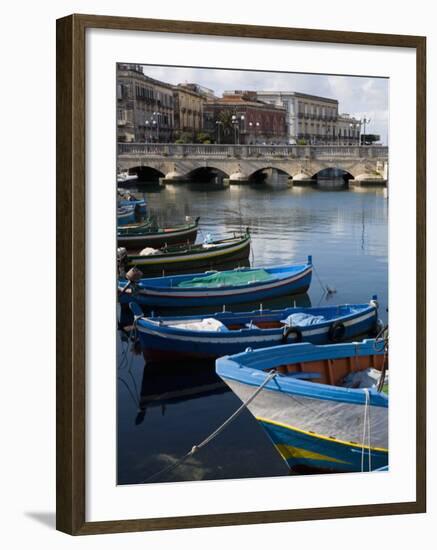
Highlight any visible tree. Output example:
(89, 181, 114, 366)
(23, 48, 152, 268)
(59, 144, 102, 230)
(174, 131, 193, 144)
(195, 132, 211, 144)
(217, 110, 235, 144)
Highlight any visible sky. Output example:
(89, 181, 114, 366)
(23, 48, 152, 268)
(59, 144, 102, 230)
(140, 64, 389, 144)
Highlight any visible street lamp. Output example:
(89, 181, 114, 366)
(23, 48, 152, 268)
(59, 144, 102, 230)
(153, 111, 161, 142)
(231, 114, 245, 145)
(248, 121, 260, 144)
(361, 116, 371, 145)
(349, 122, 359, 145)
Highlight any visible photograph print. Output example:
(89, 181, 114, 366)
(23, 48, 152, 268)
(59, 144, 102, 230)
(116, 62, 389, 485)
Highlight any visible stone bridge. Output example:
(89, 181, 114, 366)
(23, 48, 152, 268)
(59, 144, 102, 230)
(117, 143, 389, 184)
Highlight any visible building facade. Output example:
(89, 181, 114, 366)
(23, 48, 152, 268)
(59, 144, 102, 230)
(117, 64, 175, 142)
(172, 84, 205, 140)
(256, 91, 361, 145)
(336, 114, 362, 145)
(204, 91, 287, 144)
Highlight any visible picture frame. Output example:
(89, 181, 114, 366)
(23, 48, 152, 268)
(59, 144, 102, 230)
(56, 13, 426, 535)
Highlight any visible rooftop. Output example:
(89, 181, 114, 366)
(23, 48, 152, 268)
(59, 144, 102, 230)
(256, 90, 338, 104)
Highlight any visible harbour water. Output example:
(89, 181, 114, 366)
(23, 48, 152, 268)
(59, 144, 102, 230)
(117, 181, 388, 485)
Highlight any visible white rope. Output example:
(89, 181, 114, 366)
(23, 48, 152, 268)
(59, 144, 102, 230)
(143, 369, 277, 483)
(367, 389, 372, 472)
(194, 369, 277, 451)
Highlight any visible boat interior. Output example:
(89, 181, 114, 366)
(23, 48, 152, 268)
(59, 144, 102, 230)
(270, 353, 386, 386)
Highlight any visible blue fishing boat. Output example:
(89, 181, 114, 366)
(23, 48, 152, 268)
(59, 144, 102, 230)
(118, 189, 147, 217)
(119, 198, 147, 216)
(130, 298, 380, 361)
(117, 204, 136, 225)
(216, 340, 388, 473)
(119, 258, 313, 308)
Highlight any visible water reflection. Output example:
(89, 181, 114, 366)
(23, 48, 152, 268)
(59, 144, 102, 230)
(136, 362, 227, 425)
(117, 182, 388, 484)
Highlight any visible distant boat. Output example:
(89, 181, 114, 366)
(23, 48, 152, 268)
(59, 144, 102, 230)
(117, 204, 136, 225)
(120, 231, 251, 276)
(117, 216, 200, 249)
(216, 340, 388, 473)
(130, 299, 380, 361)
(118, 191, 147, 217)
(119, 259, 313, 308)
(117, 170, 138, 184)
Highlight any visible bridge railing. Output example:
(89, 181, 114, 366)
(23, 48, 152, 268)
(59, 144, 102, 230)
(117, 143, 388, 159)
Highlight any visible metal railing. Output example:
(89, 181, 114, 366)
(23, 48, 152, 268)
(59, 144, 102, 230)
(117, 142, 388, 159)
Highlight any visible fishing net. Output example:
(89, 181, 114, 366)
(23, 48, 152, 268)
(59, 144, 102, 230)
(177, 269, 274, 288)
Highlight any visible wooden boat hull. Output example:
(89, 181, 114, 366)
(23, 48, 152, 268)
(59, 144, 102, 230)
(126, 234, 251, 276)
(120, 261, 313, 308)
(118, 218, 199, 249)
(134, 302, 379, 360)
(216, 340, 388, 473)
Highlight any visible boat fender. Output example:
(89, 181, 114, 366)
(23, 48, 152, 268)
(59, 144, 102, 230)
(328, 321, 346, 342)
(126, 266, 144, 283)
(282, 325, 303, 343)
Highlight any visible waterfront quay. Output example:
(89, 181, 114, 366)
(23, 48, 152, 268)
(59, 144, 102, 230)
(117, 143, 388, 187)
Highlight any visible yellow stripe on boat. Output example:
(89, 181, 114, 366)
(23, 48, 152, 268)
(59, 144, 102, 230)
(129, 239, 250, 266)
(275, 443, 350, 464)
(257, 416, 388, 453)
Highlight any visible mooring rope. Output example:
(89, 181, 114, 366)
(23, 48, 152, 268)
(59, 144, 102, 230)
(142, 370, 278, 484)
(361, 388, 372, 472)
(311, 262, 335, 296)
(373, 323, 389, 392)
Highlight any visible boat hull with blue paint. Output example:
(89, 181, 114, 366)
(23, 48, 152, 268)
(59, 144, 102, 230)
(119, 198, 147, 217)
(120, 260, 313, 308)
(216, 340, 388, 473)
(132, 301, 379, 360)
(117, 204, 136, 225)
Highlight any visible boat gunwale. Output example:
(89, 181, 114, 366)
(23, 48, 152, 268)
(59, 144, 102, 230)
(136, 303, 376, 336)
(126, 233, 251, 262)
(216, 340, 388, 407)
(117, 216, 200, 235)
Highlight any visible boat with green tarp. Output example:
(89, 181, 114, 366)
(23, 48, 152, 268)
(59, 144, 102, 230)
(119, 258, 313, 308)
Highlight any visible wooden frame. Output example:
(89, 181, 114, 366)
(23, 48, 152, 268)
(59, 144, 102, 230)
(56, 13, 426, 535)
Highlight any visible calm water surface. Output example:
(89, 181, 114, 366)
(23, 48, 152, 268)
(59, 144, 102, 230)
(117, 182, 388, 485)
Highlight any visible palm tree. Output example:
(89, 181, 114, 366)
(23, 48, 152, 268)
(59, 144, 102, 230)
(217, 110, 234, 143)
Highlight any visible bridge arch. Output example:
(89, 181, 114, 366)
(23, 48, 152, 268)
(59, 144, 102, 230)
(311, 167, 354, 188)
(248, 166, 293, 183)
(184, 166, 230, 184)
(130, 165, 165, 183)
